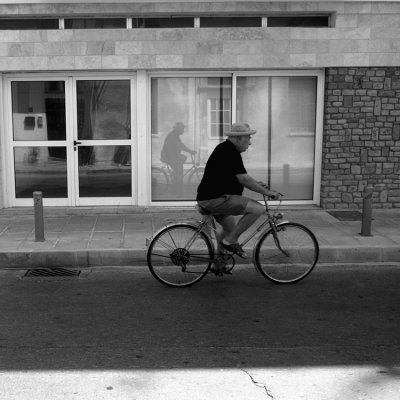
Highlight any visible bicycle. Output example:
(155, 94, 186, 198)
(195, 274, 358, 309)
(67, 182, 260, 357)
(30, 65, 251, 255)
(146, 195, 319, 287)
(151, 153, 205, 198)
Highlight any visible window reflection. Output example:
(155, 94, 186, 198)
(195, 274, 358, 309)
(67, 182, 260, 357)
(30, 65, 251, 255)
(78, 146, 131, 197)
(151, 77, 231, 201)
(237, 76, 317, 200)
(12, 81, 66, 141)
(14, 147, 67, 198)
(77, 80, 131, 141)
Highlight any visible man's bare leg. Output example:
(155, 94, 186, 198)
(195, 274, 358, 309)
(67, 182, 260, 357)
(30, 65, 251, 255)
(216, 215, 236, 251)
(223, 200, 265, 244)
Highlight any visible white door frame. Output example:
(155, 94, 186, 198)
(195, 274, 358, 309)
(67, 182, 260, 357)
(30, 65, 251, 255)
(3, 73, 137, 207)
(71, 75, 136, 206)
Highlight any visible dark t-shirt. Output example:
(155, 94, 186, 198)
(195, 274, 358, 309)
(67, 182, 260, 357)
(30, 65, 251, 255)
(197, 140, 247, 201)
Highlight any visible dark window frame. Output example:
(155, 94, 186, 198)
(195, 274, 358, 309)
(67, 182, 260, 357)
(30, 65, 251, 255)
(132, 17, 194, 28)
(0, 18, 59, 30)
(64, 18, 126, 29)
(267, 15, 331, 28)
(200, 16, 262, 28)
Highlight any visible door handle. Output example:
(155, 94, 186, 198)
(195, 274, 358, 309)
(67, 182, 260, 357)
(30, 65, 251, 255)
(74, 140, 82, 146)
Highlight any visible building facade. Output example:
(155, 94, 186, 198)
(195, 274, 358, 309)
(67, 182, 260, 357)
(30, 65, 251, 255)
(0, 0, 399, 210)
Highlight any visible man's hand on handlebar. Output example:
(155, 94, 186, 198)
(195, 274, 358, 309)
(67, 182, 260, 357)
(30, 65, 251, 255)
(268, 190, 281, 200)
(256, 181, 281, 200)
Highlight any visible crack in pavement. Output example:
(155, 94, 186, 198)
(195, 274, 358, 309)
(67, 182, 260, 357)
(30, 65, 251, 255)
(240, 368, 275, 399)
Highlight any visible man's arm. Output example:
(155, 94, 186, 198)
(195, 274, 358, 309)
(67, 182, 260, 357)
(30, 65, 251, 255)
(236, 174, 280, 199)
(179, 139, 196, 155)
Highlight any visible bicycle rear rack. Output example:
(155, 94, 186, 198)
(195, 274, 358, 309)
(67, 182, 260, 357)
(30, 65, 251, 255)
(164, 217, 201, 224)
(145, 217, 204, 247)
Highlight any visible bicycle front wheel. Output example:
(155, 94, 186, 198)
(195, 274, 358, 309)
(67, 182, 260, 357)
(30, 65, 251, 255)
(147, 224, 214, 287)
(254, 222, 319, 284)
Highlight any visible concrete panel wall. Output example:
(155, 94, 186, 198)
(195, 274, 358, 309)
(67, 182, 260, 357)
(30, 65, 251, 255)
(0, 2, 399, 70)
(1, 1, 400, 209)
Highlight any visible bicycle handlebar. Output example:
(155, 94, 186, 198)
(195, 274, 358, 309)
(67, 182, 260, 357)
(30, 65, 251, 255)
(263, 192, 283, 202)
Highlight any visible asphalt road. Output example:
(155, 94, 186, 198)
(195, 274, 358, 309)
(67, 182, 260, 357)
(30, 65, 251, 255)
(0, 265, 399, 400)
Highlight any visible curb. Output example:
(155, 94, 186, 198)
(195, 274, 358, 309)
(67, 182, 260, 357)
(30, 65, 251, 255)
(0, 245, 399, 269)
(0, 249, 148, 269)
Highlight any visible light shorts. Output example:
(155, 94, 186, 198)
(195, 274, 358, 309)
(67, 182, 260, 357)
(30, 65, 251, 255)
(197, 194, 249, 222)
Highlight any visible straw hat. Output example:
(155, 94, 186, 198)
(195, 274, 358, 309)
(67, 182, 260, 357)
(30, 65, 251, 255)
(225, 122, 256, 136)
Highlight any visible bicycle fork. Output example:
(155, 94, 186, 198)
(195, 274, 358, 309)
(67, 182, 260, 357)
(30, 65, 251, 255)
(270, 224, 290, 257)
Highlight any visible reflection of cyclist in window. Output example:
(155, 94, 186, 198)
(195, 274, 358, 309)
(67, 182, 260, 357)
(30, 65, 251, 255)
(161, 122, 196, 191)
(197, 122, 280, 259)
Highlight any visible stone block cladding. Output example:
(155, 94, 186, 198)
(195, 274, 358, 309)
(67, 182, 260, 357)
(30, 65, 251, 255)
(322, 67, 400, 209)
(1, 2, 400, 70)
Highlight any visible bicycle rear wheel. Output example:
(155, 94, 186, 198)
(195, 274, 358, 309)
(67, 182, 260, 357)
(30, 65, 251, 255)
(147, 224, 214, 287)
(151, 166, 170, 198)
(254, 222, 319, 284)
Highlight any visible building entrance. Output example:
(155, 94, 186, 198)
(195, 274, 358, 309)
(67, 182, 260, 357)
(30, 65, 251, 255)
(5, 76, 135, 207)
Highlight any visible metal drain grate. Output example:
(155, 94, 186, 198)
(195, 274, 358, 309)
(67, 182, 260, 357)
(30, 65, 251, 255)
(24, 268, 81, 278)
(327, 210, 362, 221)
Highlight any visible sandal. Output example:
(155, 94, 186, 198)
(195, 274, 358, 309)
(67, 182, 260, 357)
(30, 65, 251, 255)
(210, 255, 233, 276)
(219, 241, 247, 259)
(210, 265, 233, 276)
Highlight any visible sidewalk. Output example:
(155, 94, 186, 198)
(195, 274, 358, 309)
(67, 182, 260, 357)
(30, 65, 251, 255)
(0, 206, 399, 269)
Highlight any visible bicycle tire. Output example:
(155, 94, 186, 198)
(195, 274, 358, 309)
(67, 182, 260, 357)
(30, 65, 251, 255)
(188, 166, 205, 195)
(151, 166, 170, 198)
(147, 223, 214, 287)
(254, 222, 319, 284)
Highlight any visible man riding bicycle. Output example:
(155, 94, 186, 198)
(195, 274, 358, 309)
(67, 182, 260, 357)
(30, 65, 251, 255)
(196, 122, 280, 261)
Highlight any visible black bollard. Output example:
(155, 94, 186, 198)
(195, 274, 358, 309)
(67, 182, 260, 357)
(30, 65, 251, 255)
(360, 185, 373, 237)
(33, 191, 45, 242)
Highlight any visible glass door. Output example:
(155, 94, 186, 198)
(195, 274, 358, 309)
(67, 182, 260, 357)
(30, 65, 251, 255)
(72, 78, 133, 206)
(9, 79, 70, 206)
(7, 76, 135, 207)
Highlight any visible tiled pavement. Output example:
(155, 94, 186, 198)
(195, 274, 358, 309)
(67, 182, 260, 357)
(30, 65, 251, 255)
(0, 206, 400, 268)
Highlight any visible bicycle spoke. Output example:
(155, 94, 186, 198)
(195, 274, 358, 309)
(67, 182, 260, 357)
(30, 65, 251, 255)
(255, 222, 318, 284)
(150, 252, 174, 259)
(153, 237, 176, 251)
(147, 224, 213, 287)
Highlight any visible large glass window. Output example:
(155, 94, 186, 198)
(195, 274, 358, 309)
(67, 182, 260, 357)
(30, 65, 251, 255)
(151, 74, 318, 203)
(237, 76, 317, 200)
(151, 77, 231, 201)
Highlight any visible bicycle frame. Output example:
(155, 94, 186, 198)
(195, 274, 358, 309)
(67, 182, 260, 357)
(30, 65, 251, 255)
(162, 153, 202, 180)
(158, 195, 286, 262)
(147, 193, 319, 286)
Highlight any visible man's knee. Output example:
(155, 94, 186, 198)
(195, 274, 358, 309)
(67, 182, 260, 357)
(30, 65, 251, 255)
(244, 199, 265, 215)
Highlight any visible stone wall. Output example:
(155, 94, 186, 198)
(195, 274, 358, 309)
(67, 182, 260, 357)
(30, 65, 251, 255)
(322, 67, 400, 209)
